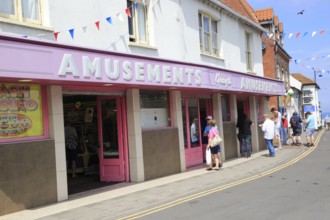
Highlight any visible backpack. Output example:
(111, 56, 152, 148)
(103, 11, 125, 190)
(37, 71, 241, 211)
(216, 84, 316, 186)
(291, 116, 297, 128)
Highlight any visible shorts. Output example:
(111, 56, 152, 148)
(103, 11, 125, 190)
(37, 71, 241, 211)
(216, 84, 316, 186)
(275, 127, 280, 136)
(66, 148, 79, 162)
(292, 128, 302, 136)
(306, 128, 315, 136)
(210, 145, 221, 154)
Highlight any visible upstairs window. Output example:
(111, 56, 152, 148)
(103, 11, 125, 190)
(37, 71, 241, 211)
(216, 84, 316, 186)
(0, 0, 42, 25)
(245, 32, 253, 71)
(127, 0, 149, 44)
(199, 12, 218, 56)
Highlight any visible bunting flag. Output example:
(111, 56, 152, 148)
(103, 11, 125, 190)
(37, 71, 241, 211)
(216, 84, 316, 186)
(320, 30, 325, 35)
(125, 8, 131, 18)
(296, 32, 301, 38)
(106, 17, 112, 25)
(54, 32, 59, 41)
(82, 26, 87, 33)
(288, 33, 293, 39)
(69, 29, 75, 39)
(312, 31, 317, 37)
(303, 32, 308, 37)
(134, 2, 139, 9)
(95, 21, 100, 30)
(117, 12, 124, 21)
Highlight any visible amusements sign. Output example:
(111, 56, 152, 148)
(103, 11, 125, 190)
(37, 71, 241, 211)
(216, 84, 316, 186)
(0, 84, 44, 139)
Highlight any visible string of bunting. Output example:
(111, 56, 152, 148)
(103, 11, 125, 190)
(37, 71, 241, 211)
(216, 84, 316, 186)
(262, 29, 328, 40)
(21, 0, 160, 41)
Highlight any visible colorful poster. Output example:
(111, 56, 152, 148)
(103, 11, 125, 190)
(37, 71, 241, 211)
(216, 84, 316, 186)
(0, 84, 44, 139)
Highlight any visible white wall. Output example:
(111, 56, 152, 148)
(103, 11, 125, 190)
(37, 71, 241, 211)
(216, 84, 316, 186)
(0, 0, 264, 76)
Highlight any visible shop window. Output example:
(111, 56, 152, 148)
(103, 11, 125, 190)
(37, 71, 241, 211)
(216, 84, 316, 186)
(0, 0, 43, 25)
(0, 83, 46, 141)
(199, 12, 219, 56)
(140, 90, 170, 129)
(127, 0, 149, 44)
(221, 94, 230, 122)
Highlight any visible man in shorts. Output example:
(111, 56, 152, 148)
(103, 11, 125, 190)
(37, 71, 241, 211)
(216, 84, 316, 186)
(290, 112, 303, 146)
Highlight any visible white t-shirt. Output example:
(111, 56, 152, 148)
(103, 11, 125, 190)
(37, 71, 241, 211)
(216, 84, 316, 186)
(262, 118, 275, 140)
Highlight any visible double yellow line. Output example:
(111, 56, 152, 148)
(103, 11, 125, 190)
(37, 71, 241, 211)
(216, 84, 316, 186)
(119, 130, 324, 220)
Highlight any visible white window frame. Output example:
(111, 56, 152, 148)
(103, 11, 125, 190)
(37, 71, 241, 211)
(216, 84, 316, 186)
(245, 32, 253, 72)
(199, 12, 219, 57)
(0, 0, 42, 25)
(127, 0, 149, 45)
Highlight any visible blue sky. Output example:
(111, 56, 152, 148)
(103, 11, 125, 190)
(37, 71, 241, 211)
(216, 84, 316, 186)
(248, 0, 330, 114)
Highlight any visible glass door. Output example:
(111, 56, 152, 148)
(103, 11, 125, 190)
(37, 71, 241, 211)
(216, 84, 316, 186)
(182, 98, 203, 167)
(98, 97, 125, 182)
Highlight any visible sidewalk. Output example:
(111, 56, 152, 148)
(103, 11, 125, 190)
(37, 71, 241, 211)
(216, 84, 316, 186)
(1, 130, 321, 220)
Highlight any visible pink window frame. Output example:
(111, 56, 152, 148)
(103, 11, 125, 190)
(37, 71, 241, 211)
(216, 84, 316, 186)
(0, 85, 49, 143)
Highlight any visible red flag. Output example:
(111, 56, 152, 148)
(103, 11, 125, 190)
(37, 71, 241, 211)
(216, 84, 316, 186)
(296, 32, 301, 38)
(320, 30, 326, 35)
(95, 21, 100, 30)
(54, 32, 59, 41)
(125, 8, 131, 17)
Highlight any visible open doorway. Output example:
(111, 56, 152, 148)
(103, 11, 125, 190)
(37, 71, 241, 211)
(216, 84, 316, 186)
(63, 95, 122, 195)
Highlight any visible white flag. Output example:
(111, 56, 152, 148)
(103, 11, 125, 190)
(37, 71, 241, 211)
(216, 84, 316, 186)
(117, 13, 124, 22)
(312, 31, 317, 37)
(82, 26, 87, 34)
(288, 33, 293, 39)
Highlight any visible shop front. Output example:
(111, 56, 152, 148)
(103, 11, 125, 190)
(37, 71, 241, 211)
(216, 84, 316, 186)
(0, 34, 285, 216)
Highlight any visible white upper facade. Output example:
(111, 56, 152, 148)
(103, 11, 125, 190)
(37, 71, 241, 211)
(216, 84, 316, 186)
(0, 0, 265, 77)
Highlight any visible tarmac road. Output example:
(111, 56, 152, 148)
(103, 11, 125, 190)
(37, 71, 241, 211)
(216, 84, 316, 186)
(122, 130, 330, 220)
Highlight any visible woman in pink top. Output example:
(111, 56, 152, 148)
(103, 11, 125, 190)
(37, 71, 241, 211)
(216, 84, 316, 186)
(207, 119, 221, 170)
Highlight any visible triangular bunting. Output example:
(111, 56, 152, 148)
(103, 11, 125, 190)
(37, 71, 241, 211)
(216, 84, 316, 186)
(82, 26, 87, 33)
(134, 2, 139, 9)
(303, 32, 308, 37)
(296, 32, 301, 38)
(106, 17, 112, 24)
(95, 21, 100, 30)
(54, 32, 59, 41)
(125, 8, 131, 17)
(320, 30, 325, 35)
(288, 33, 293, 39)
(312, 31, 317, 37)
(69, 29, 75, 39)
(117, 13, 124, 21)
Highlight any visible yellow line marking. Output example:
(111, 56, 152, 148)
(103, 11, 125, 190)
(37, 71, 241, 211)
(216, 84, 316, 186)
(119, 130, 324, 220)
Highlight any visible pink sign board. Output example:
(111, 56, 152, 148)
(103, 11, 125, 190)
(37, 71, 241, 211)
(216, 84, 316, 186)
(0, 35, 285, 95)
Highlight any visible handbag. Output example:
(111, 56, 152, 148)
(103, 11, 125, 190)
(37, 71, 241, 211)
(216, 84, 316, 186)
(210, 129, 222, 147)
(206, 148, 212, 165)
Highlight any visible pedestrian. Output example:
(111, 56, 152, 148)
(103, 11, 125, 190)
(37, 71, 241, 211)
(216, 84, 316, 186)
(261, 113, 276, 157)
(204, 116, 222, 168)
(304, 111, 315, 147)
(236, 112, 246, 156)
(324, 114, 330, 131)
(290, 111, 303, 146)
(190, 118, 199, 145)
(240, 113, 253, 158)
(281, 112, 289, 145)
(271, 107, 282, 149)
(206, 119, 221, 170)
(65, 122, 79, 178)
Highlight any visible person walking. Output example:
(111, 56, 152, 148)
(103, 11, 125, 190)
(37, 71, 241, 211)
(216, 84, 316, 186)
(290, 112, 303, 146)
(271, 107, 282, 149)
(281, 112, 289, 145)
(206, 119, 222, 170)
(236, 112, 246, 157)
(304, 111, 315, 147)
(204, 116, 222, 168)
(261, 113, 276, 157)
(241, 113, 253, 158)
(65, 122, 79, 178)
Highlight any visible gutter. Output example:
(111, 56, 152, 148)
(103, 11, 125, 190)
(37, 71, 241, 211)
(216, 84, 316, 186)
(206, 0, 268, 33)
